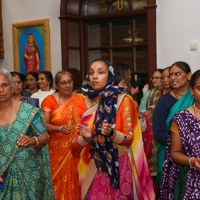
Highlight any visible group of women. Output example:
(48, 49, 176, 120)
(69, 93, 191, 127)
(153, 62, 200, 199)
(11, 70, 55, 108)
(138, 61, 200, 199)
(0, 59, 155, 200)
(0, 58, 200, 200)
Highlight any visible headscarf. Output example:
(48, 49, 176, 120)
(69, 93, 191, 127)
(82, 59, 126, 189)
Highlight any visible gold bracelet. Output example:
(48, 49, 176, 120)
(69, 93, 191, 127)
(32, 136, 39, 147)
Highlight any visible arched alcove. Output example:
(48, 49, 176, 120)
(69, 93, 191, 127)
(60, 0, 156, 87)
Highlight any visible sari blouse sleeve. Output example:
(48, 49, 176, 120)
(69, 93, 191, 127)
(170, 121, 179, 134)
(112, 96, 134, 146)
(41, 95, 53, 113)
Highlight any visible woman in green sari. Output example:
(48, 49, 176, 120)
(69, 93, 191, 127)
(0, 69, 55, 200)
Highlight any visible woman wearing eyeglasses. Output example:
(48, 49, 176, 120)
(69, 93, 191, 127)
(0, 69, 55, 199)
(138, 69, 163, 190)
(153, 61, 193, 188)
(41, 71, 84, 200)
(10, 71, 39, 107)
(31, 71, 55, 107)
(139, 69, 163, 113)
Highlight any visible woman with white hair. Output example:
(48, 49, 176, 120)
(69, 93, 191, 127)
(0, 69, 55, 199)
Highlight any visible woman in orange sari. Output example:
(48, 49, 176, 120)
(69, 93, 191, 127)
(41, 71, 84, 200)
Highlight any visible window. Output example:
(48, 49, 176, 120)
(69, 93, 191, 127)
(60, 0, 156, 87)
(87, 16, 148, 81)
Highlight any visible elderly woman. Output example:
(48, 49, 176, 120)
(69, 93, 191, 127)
(41, 71, 84, 200)
(31, 71, 55, 107)
(71, 59, 155, 199)
(0, 69, 55, 199)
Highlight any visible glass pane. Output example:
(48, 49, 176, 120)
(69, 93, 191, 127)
(134, 46, 148, 72)
(110, 0, 131, 13)
(132, 0, 147, 10)
(89, 24, 109, 48)
(134, 17, 147, 45)
(89, 50, 109, 64)
(68, 50, 80, 71)
(112, 48, 132, 68)
(85, 0, 108, 16)
(112, 21, 132, 46)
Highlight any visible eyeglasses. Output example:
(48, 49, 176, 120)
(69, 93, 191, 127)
(150, 77, 162, 80)
(161, 76, 170, 80)
(0, 83, 10, 90)
(58, 80, 73, 86)
(169, 72, 181, 78)
(13, 81, 22, 85)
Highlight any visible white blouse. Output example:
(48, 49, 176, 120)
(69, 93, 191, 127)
(31, 89, 55, 108)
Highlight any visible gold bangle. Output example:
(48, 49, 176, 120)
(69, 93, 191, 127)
(32, 136, 39, 147)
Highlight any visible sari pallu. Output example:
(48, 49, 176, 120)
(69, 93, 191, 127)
(156, 89, 194, 186)
(142, 113, 152, 160)
(41, 93, 84, 200)
(72, 94, 155, 200)
(160, 109, 200, 199)
(0, 102, 55, 200)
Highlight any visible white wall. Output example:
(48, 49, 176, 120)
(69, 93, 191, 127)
(157, 0, 200, 73)
(0, 0, 62, 76)
(2, 1, 200, 76)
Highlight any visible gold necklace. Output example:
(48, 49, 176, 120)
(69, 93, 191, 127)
(173, 90, 183, 100)
(58, 94, 62, 106)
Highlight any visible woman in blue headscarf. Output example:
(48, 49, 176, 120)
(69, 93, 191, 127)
(71, 59, 155, 200)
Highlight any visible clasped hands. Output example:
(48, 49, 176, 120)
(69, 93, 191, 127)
(17, 135, 35, 148)
(77, 119, 112, 139)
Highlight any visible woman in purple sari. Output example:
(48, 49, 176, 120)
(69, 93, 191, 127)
(160, 70, 200, 199)
(24, 33, 40, 74)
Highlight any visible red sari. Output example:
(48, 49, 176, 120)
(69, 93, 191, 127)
(41, 93, 84, 200)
